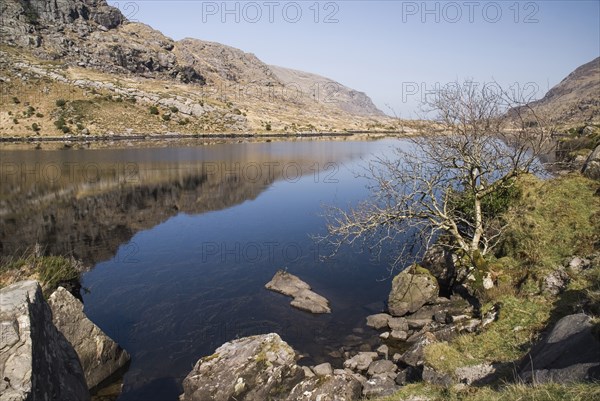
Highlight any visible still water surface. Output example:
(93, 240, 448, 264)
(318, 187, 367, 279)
(0, 139, 412, 400)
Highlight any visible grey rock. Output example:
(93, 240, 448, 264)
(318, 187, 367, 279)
(519, 314, 600, 383)
(361, 374, 400, 398)
(455, 363, 498, 385)
(421, 244, 456, 290)
(389, 330, 408, 341)
(388, 265, 439, 317)
(343, 352, 378, 372)
(582, 144, 600, 180)
(394, 369, 408, 385)
(406, 318, 433, 329)
(181, 333, 303, 401)
(376, 345, 389, 359)
(48, 287, 130, 389)
(366, 313, 391, 329)
(542, 268, 570, 295)
(387, 317, 408, 331)
(312, 362, 333, 377)
(422, 366, 453, 388)
(566, 256, 591, 273)
(302, 366, 315, 378)
(399, 332, 437, 367)
(265, 270, 331, 314)
(367, 360, 397, 377)
(459, 319, 482, 333)
(285, 371, 362, 401)
(0, 280, 90, 401)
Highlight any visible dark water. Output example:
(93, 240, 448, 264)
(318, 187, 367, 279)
(0, 139, 411, 401)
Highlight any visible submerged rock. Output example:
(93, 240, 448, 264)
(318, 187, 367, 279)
(0, 280, 90, 401)
(181, 333, 303, 401)
(48, 287, 130, 389)
(388, 265, 439, 317)
(265, 270, 331, 314)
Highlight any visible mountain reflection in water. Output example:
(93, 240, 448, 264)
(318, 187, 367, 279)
(0, 139, 411, 401)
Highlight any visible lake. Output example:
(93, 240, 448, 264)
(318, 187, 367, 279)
(0, 138, 412, 400)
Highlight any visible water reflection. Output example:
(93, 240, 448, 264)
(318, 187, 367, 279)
(0, 139, 403, 401)
(0, 141, 368, 265)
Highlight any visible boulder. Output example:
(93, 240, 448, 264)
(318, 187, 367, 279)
(285, 371, 362, 401)
(519, 314, 600, 383)
(343, 352, 379, 372)
(542, 268, 570, 295)
(455, 363, 498, 385)
(388, 265, 439, 317)
(366, 313, 391, 329)
(399, 332, 437, 367)
(582, 144, 600, 180)
(421, 244, 456, 290)
(367, 360, 397, 377)
(48, 287, 130, 389)
(361, 374, 400, 398)
(312, 362, 333, 377)
(422, 366, 453, 387)
(0, 281, 90, 401)
(266, 270, 331, 314)
(181, 333, 303, 401)
(387, 317, 408, 331)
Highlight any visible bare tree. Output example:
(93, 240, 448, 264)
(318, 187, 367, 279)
(322, 81, 553, 278)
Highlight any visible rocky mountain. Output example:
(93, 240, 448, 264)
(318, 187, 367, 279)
(269, 65, 386, 117)
(528, 57, 600, 126)
(0, 0, 392, 136)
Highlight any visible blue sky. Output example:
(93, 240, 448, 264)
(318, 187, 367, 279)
(107, 1, 600, 117)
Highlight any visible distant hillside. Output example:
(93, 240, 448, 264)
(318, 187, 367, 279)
(0, 0, 392, 137)
(269, 66, 385, 117)
(528, 57, 600, 126)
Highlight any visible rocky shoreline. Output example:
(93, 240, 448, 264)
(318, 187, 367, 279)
(3, 250, 598, 401)
(0, 281, 129, 400)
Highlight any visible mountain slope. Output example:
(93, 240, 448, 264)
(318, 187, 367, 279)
(269, 65, 385, 117)
(0, 0, 392, 137)
(528, 57, 600, 125)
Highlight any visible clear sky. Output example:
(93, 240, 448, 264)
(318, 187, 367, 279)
(107, 1, 600, 117)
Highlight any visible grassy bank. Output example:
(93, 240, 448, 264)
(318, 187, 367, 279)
(0, 250, 82, 296)
(374, 172, 600, 400)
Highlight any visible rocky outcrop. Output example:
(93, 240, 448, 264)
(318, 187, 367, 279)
(582, 144, 600, 180)
(0, 281, 90, 401)
(180, 333, 303, 401)
(265, 270, 331, 314)
(388, 265, 439, 317)
(519, 313, 600, 383)
(48, 287, 130, 389)
(285, 372, 362, 401)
